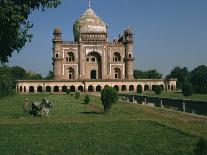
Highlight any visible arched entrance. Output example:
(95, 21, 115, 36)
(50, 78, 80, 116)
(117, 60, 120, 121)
(46, 86, 51, 92)
(121, 85, 126, 91)
(78, 85, 84, 92)
(29, 86, 34, 93)
(114, 85, 119, 91)
(91, 70, 97, 79)
(96, 85, 101, 92)
(88, 85, 94, 92)
(114, 68, 121, 79)
(86, 52, 102, 79)
(37, 86, 42, 92)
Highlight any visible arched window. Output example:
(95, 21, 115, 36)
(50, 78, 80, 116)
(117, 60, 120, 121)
(96, 85, 101, 92)
(113, 52, 121, 61)
(66, 52, 75, 62)
(91, 70, 97, 79)
(129, 85, 134, 91)
(62, 85, 67, 92)
(121, 85, 126, 91)
(54, 86, 59, 92)
(29, 86, 34, 93)
(114, 68, 121, 79)
(78, 85, 84, 92)
(70, 85, 75, 92)
(68, 67, 75, 79)
(88, 85, 94, 92)
(144, 85, 149, 91)
(20, 86, 23, 92)
(114, 85, 119, 91)
(37, 86, 43, 92)
(46, 86, 51, 92)
(56, 53, 59, 57)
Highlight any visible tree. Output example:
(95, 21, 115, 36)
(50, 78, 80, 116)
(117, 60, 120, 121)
(101, 86, 118, 113)
(194, 137, 207, 155)
(152, 85, 162, 95)
(191, 65, 207, 94)
(182, 82, 193, 97)
(0, 65, 13, 97)
(145, 69, 162, 79)
(134, 70, 147, 79)
(45, 70, 54, 80)
(10, 66, 27, 88)
(167, 66, 190, 90)
(26, 72, 43, 80)
(134, 69, 162, 79)
(84, 95, 90, 104)
(0, 0, 61, 63)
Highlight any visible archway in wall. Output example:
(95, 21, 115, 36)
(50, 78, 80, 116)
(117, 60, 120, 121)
(37, 86, 43, 92)
(114, 68, 121, 79)
(54, 86, 59, 92)
(20, 86, 22, 92)
(46, 86, 51, 92)
(62, 85, 67, 92)
(86, 52, 102, 79)
(171, 85, 174, 91)
(29, 86, 34, 93)
(88, 85, 94, 92)
(24, 86, 26, 92)
(137, 85, 142, 92)
(70, 85, 75, 92)
(104, 85, 109, 89)
(121, 85, 126, 91)
(160, 84, 164, 91)
(152, 85, 156, 91)
(91, 70, 97, 79)
(96, 85, 101, 92)
(114, 85, 119, 91)
(129, 85, 134, 91)
(144, 85, 149, 91)
(68, 67, 75, 79)
(78, 85, 84, 92)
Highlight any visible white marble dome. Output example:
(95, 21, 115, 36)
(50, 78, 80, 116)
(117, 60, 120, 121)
(73, 7, 107, 40)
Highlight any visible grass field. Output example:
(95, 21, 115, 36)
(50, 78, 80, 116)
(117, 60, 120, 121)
(0, 93, 207, 154)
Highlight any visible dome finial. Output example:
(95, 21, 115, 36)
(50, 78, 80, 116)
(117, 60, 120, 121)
(88, 0, 91, 8)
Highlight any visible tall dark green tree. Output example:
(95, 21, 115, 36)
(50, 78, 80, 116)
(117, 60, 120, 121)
(167, 66, 190, 89)
(191, 65, 207, 94)
(45, 70, 54, 80)
(0, 0, 61, 63)
(10, 66, 27, 88)
(134, 70, 147, 79)
(0, 65, 13, 97)
(101, 86, 118, 113)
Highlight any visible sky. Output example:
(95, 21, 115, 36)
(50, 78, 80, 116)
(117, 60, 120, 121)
(8, 0, 207, 77)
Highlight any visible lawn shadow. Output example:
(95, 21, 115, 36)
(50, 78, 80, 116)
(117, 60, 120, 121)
(80, 111, 104, 115)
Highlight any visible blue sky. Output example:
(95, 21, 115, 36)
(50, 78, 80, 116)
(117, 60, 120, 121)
(8, 0, 207, 77)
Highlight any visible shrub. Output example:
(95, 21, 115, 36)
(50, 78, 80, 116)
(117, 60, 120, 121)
(84, 95, 90, 104)
(66, 89, 71, 95)
(153, 85, 162, 95)
(75, 91, 80, 99)
(137, 85, 142, 93)
(101, 86, 118, 113)
(182, 82, 193, 96)
(194, 137, 207, 155)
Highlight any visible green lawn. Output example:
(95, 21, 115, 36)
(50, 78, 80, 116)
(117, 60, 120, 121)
(0, 93, 207, 154)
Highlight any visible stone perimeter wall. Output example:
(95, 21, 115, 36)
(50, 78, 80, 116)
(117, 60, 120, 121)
(16, 79, 176, 93)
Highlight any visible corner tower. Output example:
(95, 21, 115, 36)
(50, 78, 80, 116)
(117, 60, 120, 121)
(124, 27, 134, 79)
(52, 27, 62, 80)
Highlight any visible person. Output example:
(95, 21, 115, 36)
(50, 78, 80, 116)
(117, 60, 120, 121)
(23, 98, 29, 115)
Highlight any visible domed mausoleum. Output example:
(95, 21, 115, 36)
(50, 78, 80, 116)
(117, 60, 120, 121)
(16, 3, 176, 93)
